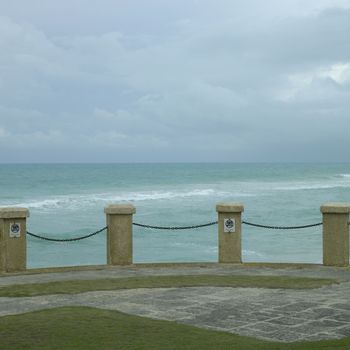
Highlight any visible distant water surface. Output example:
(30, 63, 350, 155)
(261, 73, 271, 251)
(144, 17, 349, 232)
(0, 163, 349, 268)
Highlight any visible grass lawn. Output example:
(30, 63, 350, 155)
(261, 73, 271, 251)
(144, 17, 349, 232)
(0, 274, 338, 297)
(1, 307, 350, 350)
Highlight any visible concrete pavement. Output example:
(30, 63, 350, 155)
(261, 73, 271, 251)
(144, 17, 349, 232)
(1, 264, 350, 343)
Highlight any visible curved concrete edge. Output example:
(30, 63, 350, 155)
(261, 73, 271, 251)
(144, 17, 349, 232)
(1, 262, 349, 279)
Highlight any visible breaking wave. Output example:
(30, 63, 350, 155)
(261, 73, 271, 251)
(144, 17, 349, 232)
(275, 175, 350, 191)
(276, 183, 350, 190)
(13, 188, 224, 210)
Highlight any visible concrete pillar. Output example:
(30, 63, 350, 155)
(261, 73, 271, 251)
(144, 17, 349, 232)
(104, 204, 135, 265)
(0, 207, 29, 273)
(216, 203, 244, 263)
(321, 202, 350, 267)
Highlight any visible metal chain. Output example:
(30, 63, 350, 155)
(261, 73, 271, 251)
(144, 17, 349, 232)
(133, 217, 322, 230)
(26, 226, 107, 242)
(242, 221, 322, 230)
(133, 219, 323, 231)
(133, 221, 218, 230)
(27, 219, 344, 240)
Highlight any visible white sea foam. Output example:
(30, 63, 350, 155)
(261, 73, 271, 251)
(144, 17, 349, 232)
(275, 176, 350, 190)
(276, 183, 350, 190)
(243, 249, 264, 257)
(99, 188, 224, 203)
(12, 177, 349, 211)
(216, 179, 346, 193)
(13, 188, 225, 210)
(15, 198, 67, 209)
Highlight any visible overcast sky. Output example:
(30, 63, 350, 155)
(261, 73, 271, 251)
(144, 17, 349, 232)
(0, 0, 350, 163)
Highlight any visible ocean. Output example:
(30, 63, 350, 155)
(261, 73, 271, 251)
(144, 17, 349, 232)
(0, 163, 349, 268)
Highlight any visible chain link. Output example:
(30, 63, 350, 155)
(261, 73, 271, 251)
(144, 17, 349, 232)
(27, 218, 343, 240)
(133, 220, 323, 231)
(26, 226, 107, 242)
(133, 221, 322, 230)
(242, 221, 322, 230)
(133, 221, 218, 230)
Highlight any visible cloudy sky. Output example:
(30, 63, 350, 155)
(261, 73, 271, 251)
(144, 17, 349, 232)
(0, 0, 350, 163)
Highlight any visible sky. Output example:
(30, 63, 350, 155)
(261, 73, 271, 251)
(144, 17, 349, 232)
(0, 0, 350, 163)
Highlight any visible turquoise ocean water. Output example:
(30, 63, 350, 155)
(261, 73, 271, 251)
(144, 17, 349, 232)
(1, 163, 350, 268)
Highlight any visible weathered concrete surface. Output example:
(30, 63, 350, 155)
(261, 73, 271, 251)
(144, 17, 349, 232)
(0, 208, 29, 273)
(105, 204, 135, 266)
(1, 265, 350, 343)
(217, 203, 244, 264)
(321, 202, 350, 267)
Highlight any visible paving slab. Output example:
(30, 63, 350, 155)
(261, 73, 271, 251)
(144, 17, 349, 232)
(1, 264, 350, 343)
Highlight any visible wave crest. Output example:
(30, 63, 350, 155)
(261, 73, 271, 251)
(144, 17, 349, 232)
(12, 188, 222, 210)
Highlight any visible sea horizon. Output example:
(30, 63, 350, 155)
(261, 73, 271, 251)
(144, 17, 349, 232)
(2, 161, 350, 165)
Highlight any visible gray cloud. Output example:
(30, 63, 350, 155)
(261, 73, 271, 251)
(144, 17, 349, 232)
(0, 1, 350, 162)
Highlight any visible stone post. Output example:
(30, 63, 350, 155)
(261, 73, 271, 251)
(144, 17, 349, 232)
(321, 202, 350, 267)
(0, 207, 29, 273)
(104, 204, 135, 266)
(216, 203, 244, 263)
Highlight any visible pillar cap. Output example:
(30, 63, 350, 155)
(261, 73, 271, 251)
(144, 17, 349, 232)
(104, 204, 136, 215)
(216, 203, 244, 213)
(321, 202, 350, 214)
(0, 207, 30, 219)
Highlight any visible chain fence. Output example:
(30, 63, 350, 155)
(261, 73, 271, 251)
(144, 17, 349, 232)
(133, 219, 324, 230)
(27, 216, 342, 243)
(133, 221, 218, 230)
(242, 221, 323, 229)
(26, 226, 107, 242)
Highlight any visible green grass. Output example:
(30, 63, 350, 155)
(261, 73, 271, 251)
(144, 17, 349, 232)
(0, 274, 338, 297)
(1, 307, 350, 350)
